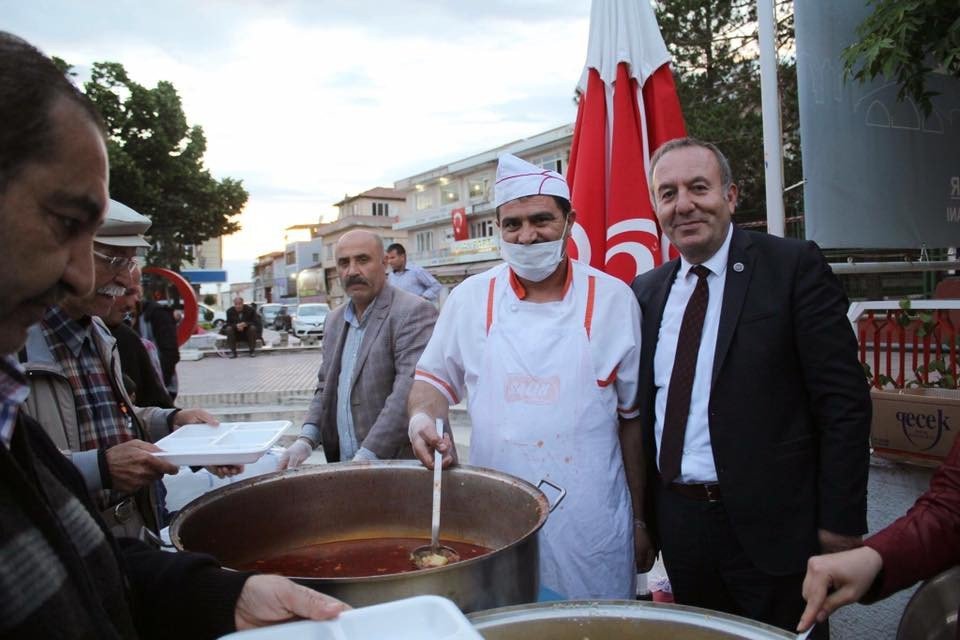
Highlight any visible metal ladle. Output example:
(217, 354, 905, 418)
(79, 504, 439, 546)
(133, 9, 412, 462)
(411, 419, 461, 569)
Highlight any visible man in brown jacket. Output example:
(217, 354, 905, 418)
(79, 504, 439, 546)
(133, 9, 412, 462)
(279, 230, 438, 466)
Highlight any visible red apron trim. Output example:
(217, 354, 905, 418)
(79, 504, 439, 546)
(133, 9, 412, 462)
(415, 369, 460, 404)
(507, 256, 574, 301)
(561, 256, 573, 297)
(598, 364, 618, 387)
(584, 275, 596, 339)
(486, 278, 497, 335)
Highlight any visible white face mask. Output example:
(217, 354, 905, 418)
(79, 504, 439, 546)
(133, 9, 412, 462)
(499, 219, 568, 282)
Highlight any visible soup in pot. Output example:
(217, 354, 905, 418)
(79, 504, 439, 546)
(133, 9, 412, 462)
(238, 537, 491, 578)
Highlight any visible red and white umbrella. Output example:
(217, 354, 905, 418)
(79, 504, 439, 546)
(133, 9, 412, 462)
(567, 0, 686, 284)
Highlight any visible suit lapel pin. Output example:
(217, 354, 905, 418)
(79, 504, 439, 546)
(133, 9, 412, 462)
(733, 262, 745, 273)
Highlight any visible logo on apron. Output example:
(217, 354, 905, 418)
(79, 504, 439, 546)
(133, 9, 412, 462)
(504, 374, 561, 404)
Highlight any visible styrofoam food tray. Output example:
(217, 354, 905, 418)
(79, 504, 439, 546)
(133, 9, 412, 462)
(153, 420, 290, 466)
(219, 595, 482, 640)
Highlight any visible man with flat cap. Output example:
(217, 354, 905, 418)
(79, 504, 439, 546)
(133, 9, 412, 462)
(406, 153, 651, 599)
(20, 199, 220, 537)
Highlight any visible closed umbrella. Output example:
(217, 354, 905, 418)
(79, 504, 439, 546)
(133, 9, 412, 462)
(567, 0, 687, 284)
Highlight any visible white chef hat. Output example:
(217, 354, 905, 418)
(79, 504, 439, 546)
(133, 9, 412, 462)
(494, 153, 570, 209)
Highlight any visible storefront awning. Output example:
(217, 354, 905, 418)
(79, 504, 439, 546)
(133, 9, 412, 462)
(428, 259, 502, 279)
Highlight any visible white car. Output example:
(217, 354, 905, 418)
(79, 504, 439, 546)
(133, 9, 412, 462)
(198, 303, 227, 329)
(293, 303, 330, 341)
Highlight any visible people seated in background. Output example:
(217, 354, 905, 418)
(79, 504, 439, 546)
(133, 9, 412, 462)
(279, 230, 438, 467)
(249, 302, 263, 341)
(224, 296, 258, 358)
(798, 434, 960, 633)
(386, 242, 442, 302)
(275, 306, 293, 332)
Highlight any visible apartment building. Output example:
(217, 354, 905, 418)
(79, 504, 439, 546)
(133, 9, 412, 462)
(316, 187, 408, 307)
(252, 251, 285, 303)
(181, 236, 227, 289)
(392, 123, 573, 288)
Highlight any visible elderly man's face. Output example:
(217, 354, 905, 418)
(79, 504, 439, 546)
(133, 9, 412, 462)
(62, 243, 138, 320)
(233, 298, 244, 310)
(0, 98, 108, 353)
(103, 281, 141, 327)
(336, 232, 387, 311)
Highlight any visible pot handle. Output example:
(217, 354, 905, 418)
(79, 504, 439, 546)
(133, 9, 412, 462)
(536, 478, 566, 512)
(140, 526, 176, 550)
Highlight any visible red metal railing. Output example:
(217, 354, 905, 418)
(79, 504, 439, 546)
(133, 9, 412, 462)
(848, 301, 960, 388)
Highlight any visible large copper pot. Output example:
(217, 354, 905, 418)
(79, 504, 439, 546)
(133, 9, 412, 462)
(468, 601, 796, 639)
(169, 461, 550, 613)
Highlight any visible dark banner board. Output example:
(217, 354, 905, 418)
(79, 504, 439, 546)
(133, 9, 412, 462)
(796, 2, 960, 248)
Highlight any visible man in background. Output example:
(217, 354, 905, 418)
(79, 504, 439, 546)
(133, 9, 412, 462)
(139, 284, 180, 398)
(224, 296, 258, 358)
(386, 242, 442, 302)
(280, 230, 437, 467)
(102, 264, 174, 409)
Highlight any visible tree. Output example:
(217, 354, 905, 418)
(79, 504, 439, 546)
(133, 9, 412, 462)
(843, 0, 960, 117)
(79, 62, 246, 270)
(654, 0, 802, 232)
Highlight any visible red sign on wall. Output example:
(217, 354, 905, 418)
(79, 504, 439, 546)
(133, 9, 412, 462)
(451, 207, 468, 241)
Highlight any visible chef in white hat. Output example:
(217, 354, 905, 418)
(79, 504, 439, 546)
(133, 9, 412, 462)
(407, 153, 650, 599)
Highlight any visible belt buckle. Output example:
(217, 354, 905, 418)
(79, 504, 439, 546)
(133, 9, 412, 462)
(113, 497, 135, 523)
(703, 484, 720, 502)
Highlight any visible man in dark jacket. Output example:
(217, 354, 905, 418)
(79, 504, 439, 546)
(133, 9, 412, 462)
(140, 293, 180, 396)
(224, 296, 258, 358)
(0, 31, 346, 637)
(103, 268, 174, 409)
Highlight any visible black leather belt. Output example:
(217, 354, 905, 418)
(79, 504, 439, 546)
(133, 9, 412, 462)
(668, 482, 722, 502)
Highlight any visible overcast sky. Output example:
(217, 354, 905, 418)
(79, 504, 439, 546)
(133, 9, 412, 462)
(4, 0, 592, 283)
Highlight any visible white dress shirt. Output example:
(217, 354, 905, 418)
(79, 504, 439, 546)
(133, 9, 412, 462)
(653, 223, 733, 483)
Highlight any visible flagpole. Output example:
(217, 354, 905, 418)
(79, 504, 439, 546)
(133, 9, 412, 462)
(757, 0, 785, 237)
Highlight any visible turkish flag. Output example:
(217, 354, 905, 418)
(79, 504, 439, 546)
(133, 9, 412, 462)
(451, 207, 468, 241)
(567, 0, 686, 284)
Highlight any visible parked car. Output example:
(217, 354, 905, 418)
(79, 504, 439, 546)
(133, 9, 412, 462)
(197, 303, 226, 329)
(259, 303, 286, 330)
(293, 303, 330, 341)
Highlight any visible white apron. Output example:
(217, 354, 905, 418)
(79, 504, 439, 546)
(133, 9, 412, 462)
(469, 270, 635, 599)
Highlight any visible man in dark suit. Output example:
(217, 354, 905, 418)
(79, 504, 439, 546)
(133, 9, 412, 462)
(631, 137, 870, 636)
(279, 230, 437, 466)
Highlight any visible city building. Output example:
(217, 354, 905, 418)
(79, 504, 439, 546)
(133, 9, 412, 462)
(219, 282, 255, 308)
(252, 251, 285, 303)
(316, 187, 408, 307)
(392, 123, 573, 289)
(180, 236, 228, 290)
(282, 230, 325, 305)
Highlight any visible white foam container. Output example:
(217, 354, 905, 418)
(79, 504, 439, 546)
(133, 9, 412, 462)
(220, 595, 482, 640)
(153, 420, 290, 466)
